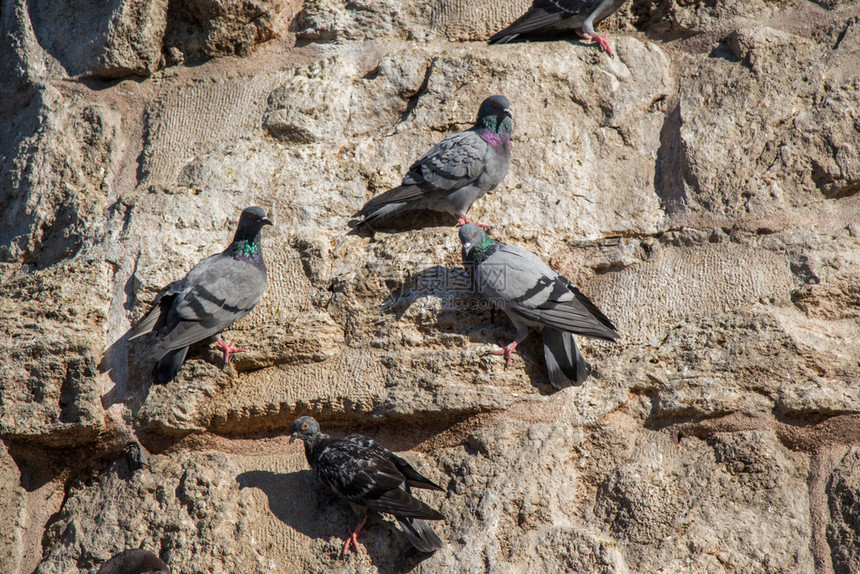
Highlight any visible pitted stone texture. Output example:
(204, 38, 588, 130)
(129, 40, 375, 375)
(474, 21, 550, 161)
(34, 450, 264, 574)
(827, 447, 860, 574)
(0, 87, 119, 265)
(24, 0, 167, 78)
(593, 429, 813, 573)
(0, 443, 25, 574)
(0, 261, 108, 446)
(1, 1, 860, 573)
(163, 0, 292, 61)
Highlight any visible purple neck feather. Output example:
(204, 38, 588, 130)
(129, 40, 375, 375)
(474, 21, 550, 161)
(480, 131, 510, 149)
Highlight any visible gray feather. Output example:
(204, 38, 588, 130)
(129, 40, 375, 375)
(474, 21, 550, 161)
(132, 207, 271, 383)
(543, 328, 591, 388)
(353, 96, 512, 227)
(459, 224, 618, 386)
(490, 0, 627, 43)
(477, 244, 618, 341)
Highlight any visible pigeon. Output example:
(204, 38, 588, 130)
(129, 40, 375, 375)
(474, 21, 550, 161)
(290, 416, 445, 554)
(351, 95, 512, 229)
(458, 224, 619, 388)
(96, 549, 169, 574)
(129, 206, 272, 384)
(489, 0, 628, 56)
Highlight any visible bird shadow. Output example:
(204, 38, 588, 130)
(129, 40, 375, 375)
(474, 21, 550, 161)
(236, 470, 432, 572)
(381, 265, 560, 394)
(100, 329, 216, 415)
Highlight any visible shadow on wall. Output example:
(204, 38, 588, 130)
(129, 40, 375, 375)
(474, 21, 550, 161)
(382, 265, 568, 394)
(236, 469, 432, 572)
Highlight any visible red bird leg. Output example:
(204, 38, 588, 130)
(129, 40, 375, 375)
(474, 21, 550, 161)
(579, 31, 613, 56)
(342, 516, 367, 555)
(488, 339, 521, 368)
(456, 214, 489, 229)
(214, 335, 248, 364)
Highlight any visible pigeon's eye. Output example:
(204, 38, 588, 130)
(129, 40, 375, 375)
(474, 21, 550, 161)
(248, 213, 256, 219)
(302, 422, 309, 430)
(472, 232, 477, 238)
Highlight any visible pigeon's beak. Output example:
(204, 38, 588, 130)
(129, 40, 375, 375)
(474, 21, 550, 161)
(289, 433, 297, 444)
(463, 241, 472, 251)
(504, 108, 512, 119)
(261, 217, 273, 227)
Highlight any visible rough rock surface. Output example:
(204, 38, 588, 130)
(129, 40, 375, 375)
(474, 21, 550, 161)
(1, 0, 860, 573)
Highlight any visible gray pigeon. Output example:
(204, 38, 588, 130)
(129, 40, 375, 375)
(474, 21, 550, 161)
(489, 0, 628, 55)
(96, 549, 169, 574)
(352, 95, 512, 229)
(130, 206, 272, 384)
(290, 416, 445, 554)
(458, 224, 619, 388)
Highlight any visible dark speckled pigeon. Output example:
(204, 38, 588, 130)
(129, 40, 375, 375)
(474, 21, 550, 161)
(458, 224, 619, 388)
(489, 0, 628, 56)
(352, 95, 512, 229)
(96, 549, 169, 574)
(130, 206, 272, 384)
(290, 416, 445, 554)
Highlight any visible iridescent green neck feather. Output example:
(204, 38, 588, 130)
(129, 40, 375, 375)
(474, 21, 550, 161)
(231, 232, 263, 261)
(479, 114, 511, 133)
(469, 236, 496, 264)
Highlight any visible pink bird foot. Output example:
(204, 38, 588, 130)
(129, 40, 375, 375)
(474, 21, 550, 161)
(580, 32, 614, 57)
(456, 214, 489, 229)
(488, 340, 521, 368)
(215, 337, 248, 364)
(342, 517, 367, 556)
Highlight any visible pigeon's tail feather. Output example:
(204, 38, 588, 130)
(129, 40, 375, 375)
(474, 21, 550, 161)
(488, 33, 518, 44)
(352, 202, 405, 229)
(489, 9, 565, 44)
(397, 517, 443, 553)
(152, 346, 189, 384)
(543, 328, 591, 388)
(130, 289, 180, 340)
(129, 307, 161, 340)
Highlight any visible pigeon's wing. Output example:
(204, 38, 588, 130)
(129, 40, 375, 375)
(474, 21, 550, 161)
(390, 454, 445, 491)
(357, 131, 489, 214)
(155, 254, 266, 351)
(369, 484, 445, 520)
(340, 436, 444, 491)
(316, 437, 443, 520)
(315, 437, 405, 499)
(478, 244, 619, 341)
(405, 130, 490, 192)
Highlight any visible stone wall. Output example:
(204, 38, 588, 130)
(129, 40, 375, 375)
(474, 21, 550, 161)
(1, 0, 859, 572)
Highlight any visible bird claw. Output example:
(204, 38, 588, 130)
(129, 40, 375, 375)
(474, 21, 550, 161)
(580, 32, 613, 56)
(488, 340, 520, 368)
(456, 214, 489, 229)
(341, 518, 366, 556)
(215, 338, 248, 364)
